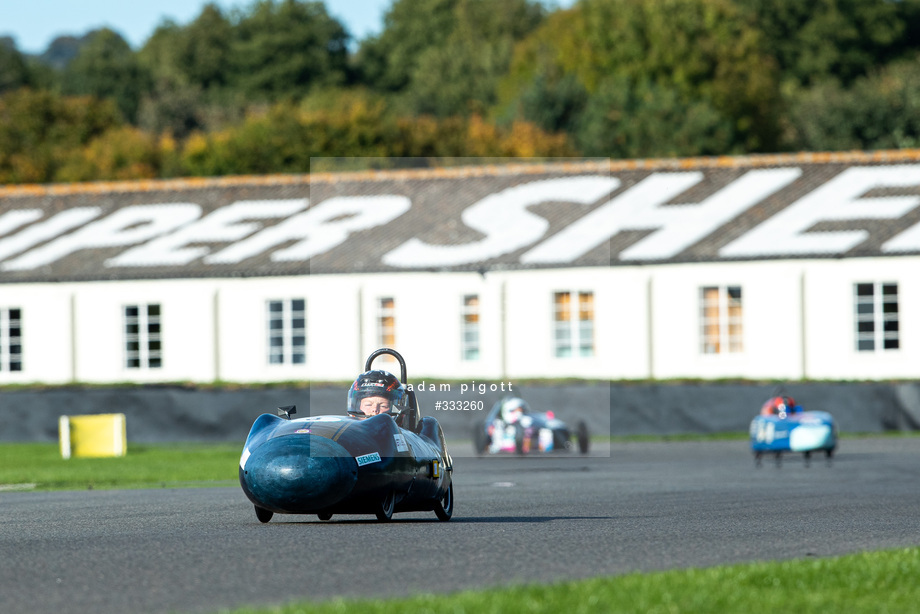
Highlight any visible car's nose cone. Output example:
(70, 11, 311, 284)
(789, 424, 833, 452)
(241, 434, 358, 512)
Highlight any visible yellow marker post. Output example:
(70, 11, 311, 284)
(59, 414, 127, 459)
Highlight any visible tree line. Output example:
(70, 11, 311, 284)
(2, 0, 919, 184)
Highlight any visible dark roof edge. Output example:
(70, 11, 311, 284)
(4, 149, 920, 199)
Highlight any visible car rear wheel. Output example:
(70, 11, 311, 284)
(317, 512, 333, 521)
(472, 421, 489, 456)
(514, 424, 526, 455)
(375, 490, 395, 521)
(254, 505, 273, 523)
(576, 421, 590, 455)
(433, 482, 453, 521)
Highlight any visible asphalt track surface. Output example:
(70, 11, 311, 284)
(2, 437, 919, 614)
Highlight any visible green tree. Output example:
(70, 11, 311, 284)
(358, 0, 545, 117)
(54, 126, 162, 182)
(355, 0, 457, 93)
(735, 0, 920, 88)
(516, 70, 588, 135)
(500, 0, 782, 154)
(575, 75, 735, 157)
(177, 94, 574, 177)
(138, 6, 241, 138)
(60, 28, 151, 122)
(0, 43, 32, 93)
(40, 35, 84, 71)
(140, 5, 235, 91)
(0, 89, 123, 183)
(408, 0, 545, 116)
(230, 0, 350, 101)
(784, 58, 920, 151)
(175, 4, 235, 90)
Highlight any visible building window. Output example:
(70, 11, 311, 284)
(554, 291, 594, 358)
(0, 307, 22, 372)
(125, 304, 162, 369)
(378, 297, 395, 347)
(267, 299, 306, 365)
(855, 282, 899, 352)
(700, 286, 743, 354)
(461, 295, 480, 361)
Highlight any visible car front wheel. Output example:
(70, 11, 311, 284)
(255, 505, 273, 523)
(577, 421, 590, 455)
(434, 482, 453, 521)
(375, 490, 395, 521)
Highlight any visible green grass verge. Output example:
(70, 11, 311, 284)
(219, 547, 920, 614)
(0, 442, 240, 490)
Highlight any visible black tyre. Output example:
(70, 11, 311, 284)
(554, 429, 570, 451)
(375, 490, 395, 521)
(514, 424, 526, 455)
(472, 422, 489, 456)
(254, 505, 273, 523)
(433, 482, 453, 521)
(317, 512, 333, 521)
(576, 421, 590, 455)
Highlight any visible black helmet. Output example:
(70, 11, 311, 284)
(347, 370, 408, 419)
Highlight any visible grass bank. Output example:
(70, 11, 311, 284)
(0, 442, 239, 490)
(219, 547, 919, 614)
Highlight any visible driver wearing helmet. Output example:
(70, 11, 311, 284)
(347, 369, 408, 420)
(500, 397, 530, 424)
(490, 397, 534, 453)
(760, 395, 801, 418)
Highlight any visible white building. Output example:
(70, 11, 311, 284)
(1, 153, 919, 386)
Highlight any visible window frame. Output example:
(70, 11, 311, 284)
(377, 297, 396, 348)
(124, 303, 162, 369)
(699, 285, 743, 355)
(267, 298, 306, 366)
(461, 294, 480, 361)
(854, 282, 899, 353)
(0, 307, 22, 372)
(553, 290, 595, 358)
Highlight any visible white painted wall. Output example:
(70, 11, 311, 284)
(218, 276, 310, 383)
(357, 272, 502, 380)
(0, 284, 74, 384)
(802, 258, 920, 380)
(650, 260, 806, 380)
(499, 267, 644, 380)
(72, 279, 218, 383)
(2, 256, 918, 386)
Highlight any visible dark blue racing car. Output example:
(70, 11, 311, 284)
(240, 348, 454, 522)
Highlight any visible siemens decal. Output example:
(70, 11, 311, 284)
(1, 166, 920, 272)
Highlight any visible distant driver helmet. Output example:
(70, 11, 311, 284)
(762, 395, 798, 417)
(501, 397, 530, 424)
(347, 370, 407, 419)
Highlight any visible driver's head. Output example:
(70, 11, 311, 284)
(777, 396, 798, 416)
(764, 395, 797, 418)
(358, 395, 391, 417)
(347, 370, 406, 419)
(501, 397, 529, 424)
